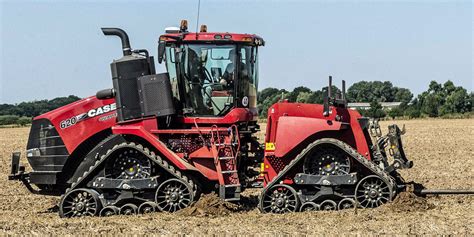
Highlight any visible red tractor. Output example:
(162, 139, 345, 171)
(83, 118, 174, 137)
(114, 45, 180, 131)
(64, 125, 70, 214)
(9, 20, 419, 216)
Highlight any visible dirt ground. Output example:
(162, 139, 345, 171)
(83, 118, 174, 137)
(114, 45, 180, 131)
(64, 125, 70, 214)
(0, 119, 473, 235)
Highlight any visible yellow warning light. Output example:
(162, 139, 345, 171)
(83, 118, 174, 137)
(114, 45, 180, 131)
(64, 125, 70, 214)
(242, 37, 253, 42)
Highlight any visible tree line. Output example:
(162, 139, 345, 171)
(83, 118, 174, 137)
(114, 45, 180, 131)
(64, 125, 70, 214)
(258, 80, 472, 119)
(0, 81, 471, 126)
(0, 95, 80, 125)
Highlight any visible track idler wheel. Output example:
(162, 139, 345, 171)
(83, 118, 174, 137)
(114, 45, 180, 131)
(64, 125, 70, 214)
(100, 206, 119, 217)
(120, 203, 138, 215)
(59, 188, 102, 218)
(138, 201, 158, 214)
(260, 184, 300, 214)
(320, 200, 337, 211)
(299, 202, 320, 212)
(338, 198, 356, 210)
(355, 175, 392, 208)
(155, 178, 194, 212)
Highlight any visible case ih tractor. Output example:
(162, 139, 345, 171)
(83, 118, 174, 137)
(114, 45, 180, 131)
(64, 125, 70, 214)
(9, 20, 468, 217)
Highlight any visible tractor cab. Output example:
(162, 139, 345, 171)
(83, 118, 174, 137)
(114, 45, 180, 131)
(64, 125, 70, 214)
(157, 21, 264, 118)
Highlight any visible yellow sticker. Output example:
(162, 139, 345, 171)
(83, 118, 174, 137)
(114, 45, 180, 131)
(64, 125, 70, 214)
(265, 142, 275, 151)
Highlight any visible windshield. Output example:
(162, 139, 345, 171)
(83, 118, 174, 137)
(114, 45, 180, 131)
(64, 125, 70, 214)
(165, 43, 258, 116)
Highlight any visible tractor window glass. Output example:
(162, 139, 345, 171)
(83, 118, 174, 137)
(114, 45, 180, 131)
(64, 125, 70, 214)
(181, 44, 236, 116)
(165, 46, 179, 100)
(237, 46, 258, 109)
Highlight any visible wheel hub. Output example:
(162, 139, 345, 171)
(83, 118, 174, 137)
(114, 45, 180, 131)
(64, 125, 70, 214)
(75, 202, 85, 211)
(169, 189, 180, 202)
(107, 148, 152, 179)
(368, 189, 379, 199)
(304, 148, 351, 175)
(275, 197, 286, 208)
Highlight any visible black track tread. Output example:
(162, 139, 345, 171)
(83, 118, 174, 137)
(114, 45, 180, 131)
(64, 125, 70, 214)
(62, 141, 198, 205)
(258, 138, 396, 212)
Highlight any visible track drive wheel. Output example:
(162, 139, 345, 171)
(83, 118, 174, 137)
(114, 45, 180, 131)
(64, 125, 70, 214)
(260, 184, 300, 214)
(355, 175, 392, 208)
(59, 188, 102, 218)
(303, 146, 351, 175)
(155, 178, 194, 212)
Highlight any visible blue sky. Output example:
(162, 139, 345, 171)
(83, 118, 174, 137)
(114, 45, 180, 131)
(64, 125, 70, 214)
(0, 0, 472, 104)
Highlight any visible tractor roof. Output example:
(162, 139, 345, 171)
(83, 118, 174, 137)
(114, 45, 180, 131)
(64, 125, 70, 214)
(159, 32, 265, 46)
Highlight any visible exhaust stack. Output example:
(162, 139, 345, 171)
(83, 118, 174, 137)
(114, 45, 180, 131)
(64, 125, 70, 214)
(101, 28, 132, 56)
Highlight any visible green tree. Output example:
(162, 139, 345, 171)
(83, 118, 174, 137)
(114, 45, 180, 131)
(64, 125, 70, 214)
(421, 93, 441, 117)
(347, 81, 411, 103)
(17, 117, 32, 126)
(296, 92, 312, 103)
(287, 86, 311, 102)
(367, 101, 386, 118)
(0, 115, 19, 125)
(439, 87, 471, 115)
(393, 88, 413, 104)
(388, 107, 404, 119)
(258, 88, 279, 102)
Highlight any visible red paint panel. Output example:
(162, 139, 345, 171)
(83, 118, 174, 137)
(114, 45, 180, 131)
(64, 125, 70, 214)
(35, 96, 117, 153)
(274, 117, 341, 157)
(112, 120, 197, 171)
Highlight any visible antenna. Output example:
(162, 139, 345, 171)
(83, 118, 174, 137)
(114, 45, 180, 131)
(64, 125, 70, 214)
(195, 0, 201, 38)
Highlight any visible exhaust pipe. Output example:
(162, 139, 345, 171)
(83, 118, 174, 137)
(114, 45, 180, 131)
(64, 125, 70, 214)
(101, 28, 132, 56)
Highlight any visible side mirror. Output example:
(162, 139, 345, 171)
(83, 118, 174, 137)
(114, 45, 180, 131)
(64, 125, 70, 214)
(157, 40, 165, 64)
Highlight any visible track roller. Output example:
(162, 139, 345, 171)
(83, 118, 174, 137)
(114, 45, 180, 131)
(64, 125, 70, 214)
(120, 203, 138, 215)
(59, 188, 102, 218)
(320, 200, 337, 211)
(138, 201, 158, 214)
(299, 202, 320, 212)
(338, 198, 356, 210)
(260, 184, 300, 214)
(100, 206, 120, 217)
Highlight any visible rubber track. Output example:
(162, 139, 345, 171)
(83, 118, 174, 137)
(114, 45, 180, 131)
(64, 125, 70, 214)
(63, 142, 197, 200)
(259, 138, 396, 210)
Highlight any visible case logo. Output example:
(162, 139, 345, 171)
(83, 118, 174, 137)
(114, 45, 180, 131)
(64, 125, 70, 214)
(60, 103, 116, 129)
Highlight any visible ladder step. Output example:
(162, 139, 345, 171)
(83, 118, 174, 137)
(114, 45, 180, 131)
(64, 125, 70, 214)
(215, 143, 237, 147)
(219, 156, 235, 160)
(224, 197, 240, 202)
(224, 184, 241, 188)
(221, 170, 238, 174)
